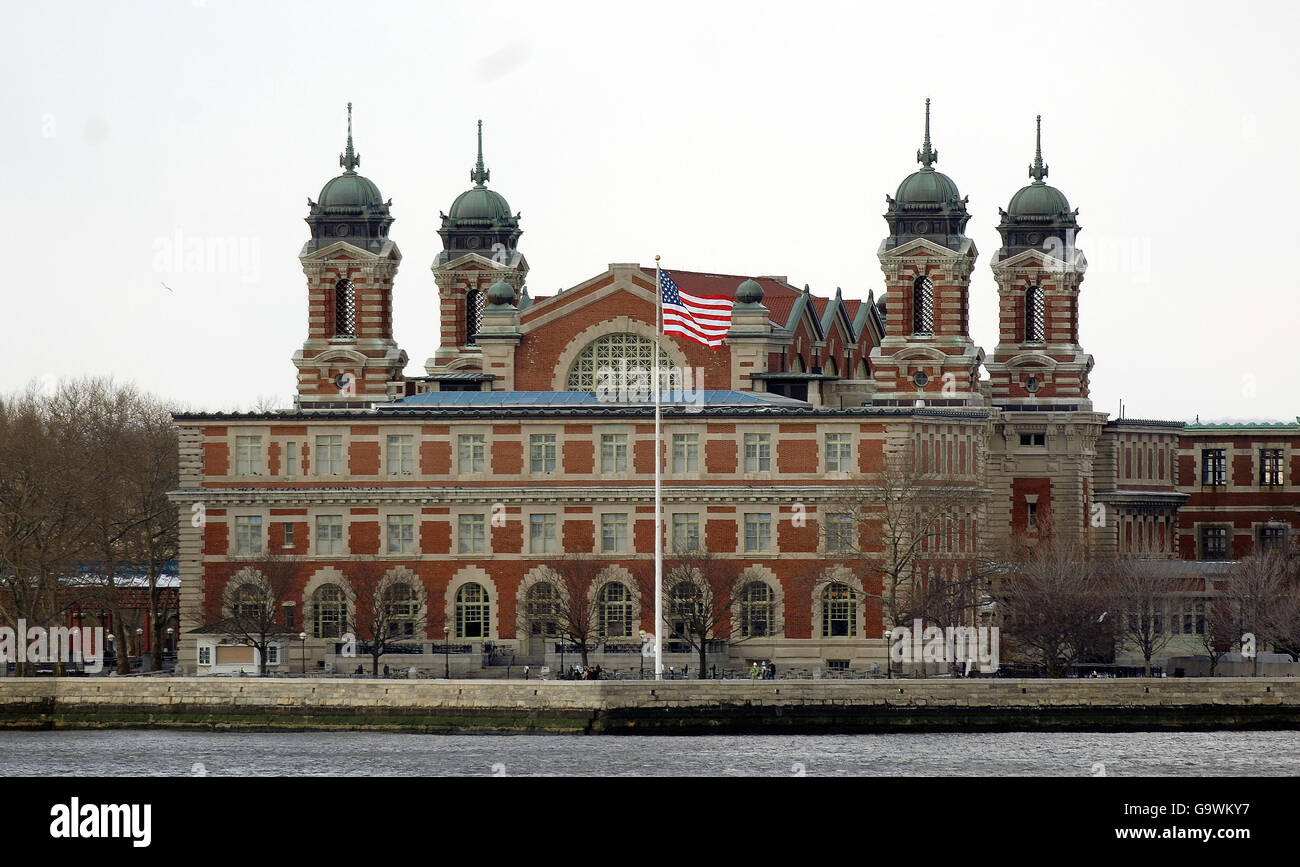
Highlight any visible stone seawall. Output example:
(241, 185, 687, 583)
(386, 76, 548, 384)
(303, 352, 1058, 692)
(3, 678, 1300, 734)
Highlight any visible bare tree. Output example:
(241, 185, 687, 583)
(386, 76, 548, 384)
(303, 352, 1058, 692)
(1216, 551, 1292, 676)
(524, 554, 610, 669)
(641, 547, 747, 679)
(0, 383, 98, 674)
(1109, 558, 1180, 676)
(197, 553, 301, 676)
(346, 558, 428, 676)
(995, 540, 1113, 677)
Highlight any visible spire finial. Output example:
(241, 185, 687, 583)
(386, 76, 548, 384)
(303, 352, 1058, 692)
(1029, 114, 1048, 183)
(339, 102, 360, 172)
(917, 98, 938, 169)
(470, 119, 490, 188)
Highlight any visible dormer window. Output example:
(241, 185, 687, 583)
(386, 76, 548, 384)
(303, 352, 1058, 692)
(912, 275, 934, 335)
(334, 279, 356, 337)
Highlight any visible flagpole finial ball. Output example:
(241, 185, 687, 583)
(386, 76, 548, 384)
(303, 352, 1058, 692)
(654, 254, 660, 262)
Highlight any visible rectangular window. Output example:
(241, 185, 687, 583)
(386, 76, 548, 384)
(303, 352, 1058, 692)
(826, 512, 854, 552)
(672, 433, 699, 473)
(458, 434, 486, 474)
(1201, 526, 1228, 560)
(316, 515, 344, 555)
(530, 434, 557, 473)
(744, 433, 771, 472)
(387, 434, 415, 475)
(283, 605, 295, 631)
(671, 513, 700, 552)
(284, 441, 297, 478)
(1260, 449, 1284, 486)
(315, 435, 344, 476)
(601, 513, 628, 553)
(197, 645, 211, 666)
(283, 523, 294, 548)
(235, 516, 262, 555)
(1018, 433, 1046, 447)
(1027, 502, 1039, 530)
(529, 513, 557, 554)
(825, 433, 852, 472)
(1201, 449, 1226, 486)
(235, 436, 263, 476)
(1259, 526, 1288, 553)
(744, 513, 772, 552)
(265, 644, 280, 665)
(386, 514, 415, 555)
(458, 514, 486, 554)
(600, 434, 628, 474)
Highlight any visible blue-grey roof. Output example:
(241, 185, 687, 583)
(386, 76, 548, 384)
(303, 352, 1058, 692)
(389, 390, 779, 408)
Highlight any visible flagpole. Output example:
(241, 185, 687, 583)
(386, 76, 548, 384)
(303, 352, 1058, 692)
(653, 255, 664, 681)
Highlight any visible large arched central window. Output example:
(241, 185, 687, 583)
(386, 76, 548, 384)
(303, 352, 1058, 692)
(566, 333, 680, 394)
(912, 275, 934, 335)
(1025, 285, 1045, 343)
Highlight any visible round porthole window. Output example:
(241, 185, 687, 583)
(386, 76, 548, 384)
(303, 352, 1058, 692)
(915, 220, 930, 234)
(914, 371, 930, 388)
(1026, 376, 1041, 393)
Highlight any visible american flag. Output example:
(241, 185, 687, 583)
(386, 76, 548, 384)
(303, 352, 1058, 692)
(658, 269, 734, 348)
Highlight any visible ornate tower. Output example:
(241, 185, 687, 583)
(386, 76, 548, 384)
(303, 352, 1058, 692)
(426, 121, 529, 379)
(293, 104, 409, 409)
(987, 115, 1092, 407)
(985, 116, 1107, 551)
(871, 99, 983, 407)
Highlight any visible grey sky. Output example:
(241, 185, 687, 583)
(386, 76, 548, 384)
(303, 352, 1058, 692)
(4, 0, 1296, 421)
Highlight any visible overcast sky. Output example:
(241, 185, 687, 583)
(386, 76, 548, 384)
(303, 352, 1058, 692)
(4, 0, 1296, 421)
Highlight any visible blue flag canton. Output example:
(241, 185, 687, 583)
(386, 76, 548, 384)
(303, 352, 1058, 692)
(658, 270, 681, 305)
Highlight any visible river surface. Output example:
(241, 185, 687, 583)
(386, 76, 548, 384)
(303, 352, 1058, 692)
(1, 730, 1297, 776)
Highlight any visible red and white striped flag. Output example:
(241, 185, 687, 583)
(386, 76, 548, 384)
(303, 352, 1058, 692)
(658, 269, 734, 348)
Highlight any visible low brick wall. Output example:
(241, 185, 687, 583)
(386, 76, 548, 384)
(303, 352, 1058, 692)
(3, 678, 1300, 733)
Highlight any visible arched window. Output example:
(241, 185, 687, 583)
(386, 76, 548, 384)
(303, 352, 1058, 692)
(465, 289, 484, 346)
(912, 275, 934, 335)
(1025, 285, 1045, 343)
(334, 279, 356, 337)
(312, 584, 346, 639)
(598, 581, 634, 638)
(669, 582, 702, 639)
(232, 584, 266, 620)
(566, 333, 680, 394)
(821, 582, 857, 638)
(740, 581, 774, 637)
(455, 582, 490, 639)
(384, 583, 419, 639)
(525, 582, 559, 638)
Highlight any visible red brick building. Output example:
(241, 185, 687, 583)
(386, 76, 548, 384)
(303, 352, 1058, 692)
(171, 105, 1298, 675)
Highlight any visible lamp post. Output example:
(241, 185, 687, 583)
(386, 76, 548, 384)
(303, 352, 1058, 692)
(106, 633, 115, 673)
(639, 630, 646, 679)
(443, 625, 451, 679)
(136, 627, 143, 667)
(166, 627, 174, 659)
(299, 631, 307, 674)
(883, 629, 893, 680)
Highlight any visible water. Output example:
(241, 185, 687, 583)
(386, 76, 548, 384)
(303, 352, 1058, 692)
(1, 730, 1297, 776)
